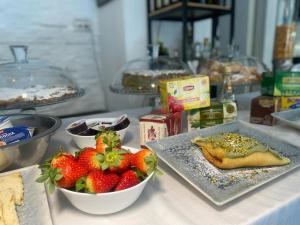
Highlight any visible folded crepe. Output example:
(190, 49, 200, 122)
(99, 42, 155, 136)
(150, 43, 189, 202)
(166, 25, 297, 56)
(192, 133, 290, 169)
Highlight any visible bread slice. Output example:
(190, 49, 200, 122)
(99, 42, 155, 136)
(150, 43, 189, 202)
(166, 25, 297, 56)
(0, 189, 20, 225)
(0, 198, 6, 225)
(0, 173, 24, 205)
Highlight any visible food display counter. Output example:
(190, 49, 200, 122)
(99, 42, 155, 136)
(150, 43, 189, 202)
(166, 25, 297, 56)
(45, 107, 300, 225)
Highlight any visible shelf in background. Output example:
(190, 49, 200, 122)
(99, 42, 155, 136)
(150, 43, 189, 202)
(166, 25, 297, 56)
(149, 2, 231, 21)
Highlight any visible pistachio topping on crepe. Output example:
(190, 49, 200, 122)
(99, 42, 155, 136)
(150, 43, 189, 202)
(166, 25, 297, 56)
(192, 133, 290, 169)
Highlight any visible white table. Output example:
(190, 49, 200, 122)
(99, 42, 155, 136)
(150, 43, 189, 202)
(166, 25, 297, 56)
(47, 107, 300, 225)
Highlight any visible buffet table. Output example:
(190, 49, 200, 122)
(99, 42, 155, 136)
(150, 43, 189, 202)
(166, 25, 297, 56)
(46, 107, 300, 225)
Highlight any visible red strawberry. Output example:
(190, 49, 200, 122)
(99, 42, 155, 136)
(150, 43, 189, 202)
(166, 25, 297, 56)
(76, 170, 120, 193)
(77, 147, 104, 171)
(95, 129, 121, 153)
(131, 149, 157, 175)
(101, 149, 132, 173)
(37, 151, 88, 193)
(115, 170, 140, 191)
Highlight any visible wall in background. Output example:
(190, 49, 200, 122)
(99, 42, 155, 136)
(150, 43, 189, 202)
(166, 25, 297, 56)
(253, 0, 278, 68)
(98, 0, 149, 111)
(0, 0, 106, 116)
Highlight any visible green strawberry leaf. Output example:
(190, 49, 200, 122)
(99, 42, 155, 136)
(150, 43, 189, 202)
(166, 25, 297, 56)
(74, 149, 84, 158)
(47, 180, 56, 194)
(154, 167, 163, 176)
(144, 154, 157, 175)
(101, 162, 109, 170)
(115, 149, 129, 154)
(54, 173, 63, 181)
(75, 177, 86, 192)
(133, 168, 145, 180)
(112, 158, 121, 167)
(95, 127, 107, 140)
(35, 174, 49, 183)
(96, 154, 105, 163)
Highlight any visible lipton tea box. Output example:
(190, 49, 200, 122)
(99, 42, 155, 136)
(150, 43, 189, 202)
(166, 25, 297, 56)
(159, 76, 210, 112)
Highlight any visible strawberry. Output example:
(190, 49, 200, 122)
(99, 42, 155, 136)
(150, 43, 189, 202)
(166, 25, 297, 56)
(77, 147, 104, 171)
(131, 149, 157, 175)
(76, 170, 120, 193)
(115, 170, 140, 191)
(101, 149, 131, 173)
(95, 129, 121, 153)
(36, 151, 88, 193)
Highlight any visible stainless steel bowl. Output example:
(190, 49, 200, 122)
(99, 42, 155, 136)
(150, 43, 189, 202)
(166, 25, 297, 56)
(0, 114, 61, 171)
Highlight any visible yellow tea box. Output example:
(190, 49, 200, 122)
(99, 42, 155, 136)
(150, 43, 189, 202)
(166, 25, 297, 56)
(159, 76, 210, 112)
(281, 96, 300, 110)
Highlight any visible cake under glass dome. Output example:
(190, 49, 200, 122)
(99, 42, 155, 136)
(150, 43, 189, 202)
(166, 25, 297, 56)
(0, 46, 84, 110)
(110, 45, 192, 95)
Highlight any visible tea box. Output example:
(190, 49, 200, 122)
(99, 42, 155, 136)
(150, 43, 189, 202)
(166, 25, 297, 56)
(187, 100, 237, 131)
(261, 71, 300, 96)
(159, 76, 210, 112)
(139, 110, 182, 147)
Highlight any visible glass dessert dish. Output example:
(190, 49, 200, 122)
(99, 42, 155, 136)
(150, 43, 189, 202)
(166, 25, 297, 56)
(201, 56, 269, 86)
(200, 56, 269, 95)
(110, 45, 192, 95)
(0, 46, 84, 110)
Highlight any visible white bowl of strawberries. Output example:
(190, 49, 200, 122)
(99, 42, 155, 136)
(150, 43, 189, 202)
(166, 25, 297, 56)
(37, 129, 158, 215)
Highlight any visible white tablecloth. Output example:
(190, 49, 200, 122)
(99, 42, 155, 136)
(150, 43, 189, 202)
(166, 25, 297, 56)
(46, 107, 300, 225)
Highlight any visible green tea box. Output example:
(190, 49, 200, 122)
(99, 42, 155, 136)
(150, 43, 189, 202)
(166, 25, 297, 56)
(187, 100, 237, 131)
(261, 71, 300, 96)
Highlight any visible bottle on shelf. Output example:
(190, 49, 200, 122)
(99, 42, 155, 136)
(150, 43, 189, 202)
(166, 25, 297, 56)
(187, 42, 203, 74)
(149, 0, 155, 12)
(155, 0, 163, 10)
(211, 36, 221, 59)
(217, 66, 237, 123)
(227, 43, 240, 61)
(162, 0, 170, 7)
(186, 23, 194, 61)
(202, 38, 211, 59)
(273, 0, 297, 71)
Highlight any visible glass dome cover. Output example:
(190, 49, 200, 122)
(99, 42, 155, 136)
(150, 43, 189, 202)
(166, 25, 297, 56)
(0, 46, 84, 110)
(110, 45, 192, 95)
(200, 55, 269, 86)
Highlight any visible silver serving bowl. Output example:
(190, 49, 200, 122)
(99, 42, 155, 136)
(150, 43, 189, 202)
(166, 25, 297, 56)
(0, 114, 61, 171)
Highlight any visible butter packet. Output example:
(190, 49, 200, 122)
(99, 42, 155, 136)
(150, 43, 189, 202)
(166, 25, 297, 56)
(0, 126, 34, 146)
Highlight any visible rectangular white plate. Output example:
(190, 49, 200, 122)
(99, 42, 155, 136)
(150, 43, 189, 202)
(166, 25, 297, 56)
(272, 108, 300, 130)
(0, 165, 53, 225)
(145, 121, 300, 206)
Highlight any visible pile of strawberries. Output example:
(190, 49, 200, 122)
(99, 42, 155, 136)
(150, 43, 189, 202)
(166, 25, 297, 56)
(37, 129, 158, 193)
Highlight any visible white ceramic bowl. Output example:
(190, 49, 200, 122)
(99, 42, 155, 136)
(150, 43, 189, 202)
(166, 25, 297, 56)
(65, 118, 130, 149)
(58, 147, 154, 215)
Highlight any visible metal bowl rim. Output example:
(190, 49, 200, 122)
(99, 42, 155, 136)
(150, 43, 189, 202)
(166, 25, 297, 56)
(0, 113, 62, 150)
